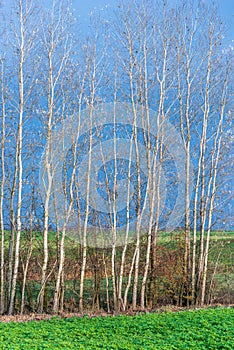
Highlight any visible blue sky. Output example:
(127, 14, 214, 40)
(74, 0, 234, 42)
(3, 0, 234, 41)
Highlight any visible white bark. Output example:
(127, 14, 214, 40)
(38, 0, 72, 312)
(79, 37, 99, 312)
(200, 74, 227, 305)
(9, 0, 25, 314)
(0, 58, 6, 314)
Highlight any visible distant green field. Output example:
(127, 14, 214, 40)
(0, 308, 233, 349)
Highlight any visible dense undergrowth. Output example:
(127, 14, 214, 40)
(12, 230, 233, 312)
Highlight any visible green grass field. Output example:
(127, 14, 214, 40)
(0, 308, 233, 349)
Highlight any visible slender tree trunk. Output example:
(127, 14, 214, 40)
(38, 45, 53, 312)
(123, 247, 137, 310)
(103, 252, 110, 313)
(9, 0, 25, 314)
(0, 59, 6, 314)
(7, 167, 18, 307)
(118, 134, 134, 310)
(197, 40, 213, 303)
(20, 237, 33, 314)
(53, 142, 77, 313)
(79, 94, 95, 313)
(148, 22, 168, 307)
(140, 22, 156, 310)
(127, 39, 141, 310)
(201, 78, 226, 305)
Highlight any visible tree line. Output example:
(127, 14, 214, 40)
(0, 0, 233, 315)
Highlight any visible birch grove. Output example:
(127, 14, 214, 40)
(0, 0, 233, 314)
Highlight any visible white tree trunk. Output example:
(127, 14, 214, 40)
(9, 0, 25, 314)
(0, 59, 6, 314)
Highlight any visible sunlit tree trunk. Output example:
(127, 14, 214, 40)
(0, 58, 6, 314)
(37, 0, 73, 312)
(20, 230, 33, 314)
(175, 4, 200, 304)
(140, 4, 156, 310)
(9, 0, 27, 315)
(196, 26, 214, 304)
(149, 7, 169, 306)
(200, 69, 228, 305)
(37, 51, 53, 313)
(53, 106, 79, 313)
(38, 2, 57, 313)
(79, 34, 100, 313)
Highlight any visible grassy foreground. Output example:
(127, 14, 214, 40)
(0, 308, 233, 349)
